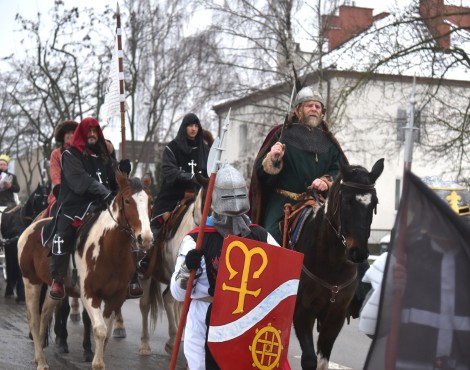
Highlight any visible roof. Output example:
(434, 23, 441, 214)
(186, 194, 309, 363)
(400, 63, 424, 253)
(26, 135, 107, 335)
(321, 7, 470, 81)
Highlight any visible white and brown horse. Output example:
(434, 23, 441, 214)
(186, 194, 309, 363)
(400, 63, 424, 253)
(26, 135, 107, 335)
(18, 172, 153, 370)
(137, 183, 205, 356)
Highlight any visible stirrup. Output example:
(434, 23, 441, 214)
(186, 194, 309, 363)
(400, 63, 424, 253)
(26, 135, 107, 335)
(50, 280, 65, 300)
(127, 283, 143, 299)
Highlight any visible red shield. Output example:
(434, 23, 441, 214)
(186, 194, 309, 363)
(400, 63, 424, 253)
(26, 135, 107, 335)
(208, 235, 303, 370)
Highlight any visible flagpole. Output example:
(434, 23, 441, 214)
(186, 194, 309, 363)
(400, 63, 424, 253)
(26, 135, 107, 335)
(169, 110, 231, 370)
(403, 75, 417, 172)
(116, 3, 126, 158)
(385, 75, 417, 370)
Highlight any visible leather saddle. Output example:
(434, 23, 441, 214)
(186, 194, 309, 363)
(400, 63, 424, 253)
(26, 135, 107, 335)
(280, 196, 323, 249)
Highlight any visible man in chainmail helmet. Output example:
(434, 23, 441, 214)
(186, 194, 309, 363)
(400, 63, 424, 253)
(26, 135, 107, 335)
(250, 86, 348, 244)
(170, 163, 281, 370)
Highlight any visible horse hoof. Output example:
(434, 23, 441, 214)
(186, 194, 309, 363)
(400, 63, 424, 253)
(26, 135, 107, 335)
(139, 347, 152, 356)
(164, 343, 173, 355)
(83, 350, 94, 362)
(112, 328, 127, 338)
(69, 313, 81, 322)
(57, 343, 69, 354)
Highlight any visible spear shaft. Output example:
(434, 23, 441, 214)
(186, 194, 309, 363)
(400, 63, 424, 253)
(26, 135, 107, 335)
(116, 3, 126, 158)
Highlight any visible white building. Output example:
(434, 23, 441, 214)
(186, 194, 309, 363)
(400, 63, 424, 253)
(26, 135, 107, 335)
(212, 0, 470, 244)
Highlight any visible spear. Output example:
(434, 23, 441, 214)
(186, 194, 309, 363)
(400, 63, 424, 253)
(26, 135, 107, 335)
(273, 66, 303, 166)
(115, 3, 127, 158)
(169, 109, 231, 370)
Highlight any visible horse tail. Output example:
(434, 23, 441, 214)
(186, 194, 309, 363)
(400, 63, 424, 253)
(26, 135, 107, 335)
(148, 278, 164, 332)
(38, 283, 52, 347)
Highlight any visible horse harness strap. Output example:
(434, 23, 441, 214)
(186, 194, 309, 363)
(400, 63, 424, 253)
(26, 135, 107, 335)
(301, 265, 358, 303)
(327, 180, 377, 245)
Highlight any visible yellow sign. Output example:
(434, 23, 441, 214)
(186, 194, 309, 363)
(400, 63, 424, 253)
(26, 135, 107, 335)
(222, 239, 268, 314)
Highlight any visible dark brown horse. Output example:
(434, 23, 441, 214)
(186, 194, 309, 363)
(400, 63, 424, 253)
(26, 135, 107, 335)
(18, 172, 153, 370)
(1, 183, 49, 301)
(293, 158, 384, 370)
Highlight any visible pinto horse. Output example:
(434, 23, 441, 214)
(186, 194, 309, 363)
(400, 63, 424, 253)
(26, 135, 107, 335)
(138, 182, 205, 356)
(292, 158, 384, 370)
(18, 172, 153, 370)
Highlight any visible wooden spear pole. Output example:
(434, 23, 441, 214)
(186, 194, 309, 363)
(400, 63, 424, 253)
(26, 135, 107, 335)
(116, 3, 126, 158)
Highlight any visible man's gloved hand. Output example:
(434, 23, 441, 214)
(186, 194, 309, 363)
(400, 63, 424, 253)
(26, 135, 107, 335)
(118, 159, 131, 175)
(177, 171, 193, 183)
(185, 248, 203, 270)
(98, 192, 113, 210)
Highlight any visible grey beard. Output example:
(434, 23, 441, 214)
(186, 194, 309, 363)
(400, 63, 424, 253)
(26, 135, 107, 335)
(302, 115, 321, 129)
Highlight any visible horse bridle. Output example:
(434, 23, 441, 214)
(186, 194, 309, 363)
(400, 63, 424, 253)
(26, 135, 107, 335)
(326, 180, 376, 245)
(105, 186, 137, 239)
(302, 180, 375, 302)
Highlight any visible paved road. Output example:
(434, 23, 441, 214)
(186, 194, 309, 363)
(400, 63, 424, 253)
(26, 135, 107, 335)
(0, 276, 371, 369)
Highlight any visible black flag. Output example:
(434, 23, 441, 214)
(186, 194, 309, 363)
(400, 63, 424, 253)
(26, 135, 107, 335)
(364, 170, 470, 370)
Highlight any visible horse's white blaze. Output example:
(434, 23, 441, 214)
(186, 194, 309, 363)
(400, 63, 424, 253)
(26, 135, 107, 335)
(133, 191, 153, 248)
(356, 193, 372, 207)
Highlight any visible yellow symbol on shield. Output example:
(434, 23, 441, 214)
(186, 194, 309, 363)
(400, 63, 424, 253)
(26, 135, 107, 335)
(222, 239, 268, 314)
(249, 323, 283, 370)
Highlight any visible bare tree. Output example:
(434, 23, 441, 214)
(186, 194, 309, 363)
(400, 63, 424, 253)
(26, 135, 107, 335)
(1, 2, 113, 194)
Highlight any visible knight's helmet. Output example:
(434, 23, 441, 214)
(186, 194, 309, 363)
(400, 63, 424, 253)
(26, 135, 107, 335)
(294, 86, 325, 108)
(212, 164, 249, 216)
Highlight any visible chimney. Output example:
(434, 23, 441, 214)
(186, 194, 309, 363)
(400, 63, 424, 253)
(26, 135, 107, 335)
(420, 0, 470, 49)
(322, 5, 374, 51)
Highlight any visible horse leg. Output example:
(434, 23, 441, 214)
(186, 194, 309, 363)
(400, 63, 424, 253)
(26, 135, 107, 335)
(24, 280, 49, 369)
(81, 299, 107, 370)
(163, 286, 179, 355)
(104, 311, 116, 351)
(112, 307, 126, 338)
(316, 314, 346, 370)
(70, 297, 81, 322)
(293, 304, 318, 370)
(82, 308, 94, 362)
(138, 277, 152, 355)
(54, 298, 70, 354)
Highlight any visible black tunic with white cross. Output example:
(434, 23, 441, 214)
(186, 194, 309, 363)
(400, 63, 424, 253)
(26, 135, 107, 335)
(58, 147, 117, 220)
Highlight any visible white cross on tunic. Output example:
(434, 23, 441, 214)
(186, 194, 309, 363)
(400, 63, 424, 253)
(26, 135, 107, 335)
(188, 160, 197, 175)
(53, 235, 65, 255)
(96, 170, 103, 183)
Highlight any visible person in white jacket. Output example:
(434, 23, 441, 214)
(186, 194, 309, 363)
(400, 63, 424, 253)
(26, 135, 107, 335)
(170, 164, 279, 370)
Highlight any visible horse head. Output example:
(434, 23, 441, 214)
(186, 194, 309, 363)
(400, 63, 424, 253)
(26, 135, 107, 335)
(114, 171, 154, 250)
(327, 158, 384, 263)
(24, 183, 50, 221)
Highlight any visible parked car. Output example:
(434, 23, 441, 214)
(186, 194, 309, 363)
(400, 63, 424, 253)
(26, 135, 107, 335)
(379, 234, 390, 254)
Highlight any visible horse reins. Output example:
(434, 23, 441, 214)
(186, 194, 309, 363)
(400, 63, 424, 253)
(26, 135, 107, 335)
(105, 186, 139, 242)
(301, 180, 375, 303)
(301, 265, 358, 303)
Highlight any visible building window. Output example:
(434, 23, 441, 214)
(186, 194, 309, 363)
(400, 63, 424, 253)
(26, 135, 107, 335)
(396, 108, 421, 143)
